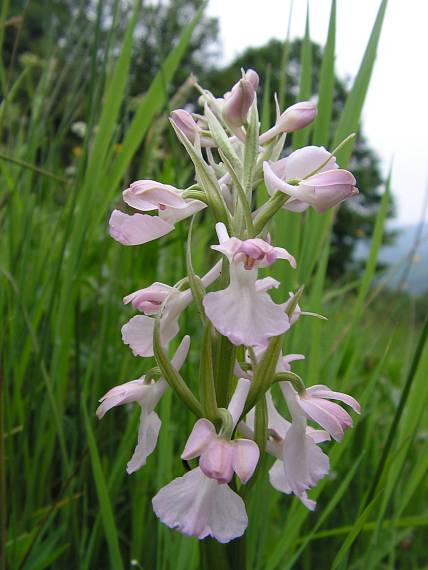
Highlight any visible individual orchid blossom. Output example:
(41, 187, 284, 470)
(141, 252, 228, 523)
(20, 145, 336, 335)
(289, 384, 361, 441)
(122, 261, 222, 357)
(109, 180, 206, 246)
(97, 336, 190, 473)
(153, 379, 256, 542)
(263, 145, 358, 212)
(100, 68, 362, 548)
(203, 223, 296, 347)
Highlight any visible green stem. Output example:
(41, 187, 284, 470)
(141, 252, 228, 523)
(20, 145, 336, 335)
(252, 191, 288, 235)
(200, 323, 219, 422)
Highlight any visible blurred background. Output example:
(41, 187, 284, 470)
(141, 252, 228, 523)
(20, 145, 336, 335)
(1, 0, 427, 568)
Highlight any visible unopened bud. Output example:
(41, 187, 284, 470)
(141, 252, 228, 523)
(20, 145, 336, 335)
(222, 75, 257, 128)
(170, 109, 200, 142)
(244, 69, 259, 91)
(277, 101, 317, 133)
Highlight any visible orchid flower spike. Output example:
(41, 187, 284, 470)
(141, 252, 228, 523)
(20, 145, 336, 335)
(97, 336, 190, 473)
(152, 379, 256, 543)
(203, 223, 296, 347)
(263, 146, 358, 212)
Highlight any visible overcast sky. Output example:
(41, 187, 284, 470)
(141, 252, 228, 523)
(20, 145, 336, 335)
(207, 0, 428, 227)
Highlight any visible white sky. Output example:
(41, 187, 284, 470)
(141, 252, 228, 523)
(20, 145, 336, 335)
(207, 0, 428, 227)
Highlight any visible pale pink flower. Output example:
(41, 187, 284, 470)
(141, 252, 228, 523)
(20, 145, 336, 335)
(260, 101, 317, 144)
(122, 262, 222, 357)
(152, 467, 248, 543)
(263, 146, 358, 213)
(109, 209, 174, 246)
(203, 223, 295, 347)
(152, 379, 254, 542)
(96, 336, 190, 474)
(241, 389, 329, 510)
(291, 384, 361, 441)
(222, 70, 259, 127)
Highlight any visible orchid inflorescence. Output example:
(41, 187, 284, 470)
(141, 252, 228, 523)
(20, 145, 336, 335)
(98, 69, 361, 543)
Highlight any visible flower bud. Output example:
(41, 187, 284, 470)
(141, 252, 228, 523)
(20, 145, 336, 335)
(244, 69, 259, 91)
(170, 109, 200, 142)
(222, 76, 257, 127)
(277, 101, 317, 133)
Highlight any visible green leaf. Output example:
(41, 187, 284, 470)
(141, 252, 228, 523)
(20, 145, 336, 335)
(82, 396, 124, 570)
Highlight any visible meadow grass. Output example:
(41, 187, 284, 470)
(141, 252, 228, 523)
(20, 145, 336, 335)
(1, 0, 428, 568)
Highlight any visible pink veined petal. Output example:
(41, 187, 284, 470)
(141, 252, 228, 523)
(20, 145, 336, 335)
(278, 353, 305, 372)
(123, 282, 175, 313)
(123, 182, 187, 211)
(283, 146, 337, 180)
(283, 197, 310, 212)
(255, 277, 280, 292)
(181, 419, 216, 460)
(282, 417, 330, 494)
(263, 161, 300, 197)
(96, 379, 145, 419)
(269, 458, 291, 494)
(306, 385, 361, 413)
(305, 169, 356, 187)
(203, 265, 290, 347)
(126, 410, 161, 474)
(171, 335, 191, 370)
(159, 199, 206, 224)
(297, 398, 352, 442)
(268, 459, 317, 510)
(232, 439, 260, 483)
(152, 467, 248, 543)
(228, 378, 251, 427)
(266, 390, 290, 440)
(121, 314, 179, 357)
(270, 246, 297, 268)
(109, 210, 174, 246)
(306, 426, 331, 444)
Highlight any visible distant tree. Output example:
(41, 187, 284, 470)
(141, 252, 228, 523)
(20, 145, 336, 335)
(203, 39, 393, 277)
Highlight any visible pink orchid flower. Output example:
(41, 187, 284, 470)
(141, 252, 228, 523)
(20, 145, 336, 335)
(122, 262, 221, 357)
(109, 180, 206, 246)
(203, 223, 296, 347)
(263, 146, 358, 213)
(288, 383, 361, 442)
(96, 336, 190, 474)
(153, 379, 256, 543)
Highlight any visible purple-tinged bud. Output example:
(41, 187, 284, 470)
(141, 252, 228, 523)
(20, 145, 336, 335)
(259, 101, 317, 145)
(170, 109, 200, 142)
(277, 101, 317, 133)
(245, 69, 259, 91)
(222, 77, 256, 128)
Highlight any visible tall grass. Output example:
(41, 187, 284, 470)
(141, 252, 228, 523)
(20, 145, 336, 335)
(1, 0, 427, 568)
